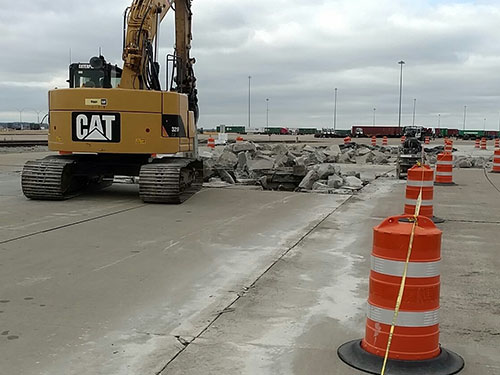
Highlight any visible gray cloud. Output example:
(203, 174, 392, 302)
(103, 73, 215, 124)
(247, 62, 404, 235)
(1, 0, 500, 130)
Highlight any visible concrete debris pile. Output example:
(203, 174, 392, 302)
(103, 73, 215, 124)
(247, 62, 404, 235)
(201, 142, 396, 193)
(453, 155, 494, 169)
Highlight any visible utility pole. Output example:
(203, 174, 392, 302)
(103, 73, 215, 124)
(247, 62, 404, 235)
(334, 88, 338, 130)
(463, 105, 467, 131)
(412, 98, 416, 126)
(484, 118, 487, 131)
(373, 108, 376, 126)
(398, 61, 405, 130)
(438, 113, 441, 133)
(248, 76, 251, 130)
(266, 98, 269, 127)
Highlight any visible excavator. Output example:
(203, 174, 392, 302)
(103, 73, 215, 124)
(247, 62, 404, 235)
(21, 0, 202, 203)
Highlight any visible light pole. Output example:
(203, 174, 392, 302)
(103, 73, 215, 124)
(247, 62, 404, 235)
(463, 105, 467, 131)
(412, 98, 416, 126)
(483, 118, 487, 131)
(373, 108, 376, 126)
(35, 110, 43, 123)
(266, 98, 270, 127)
(16, 108, 26, 123)
(248, 76, 252, 130)
(334, 88, 338, 130)
(438, 113, 441, 136)
(398, 60, 405, 130)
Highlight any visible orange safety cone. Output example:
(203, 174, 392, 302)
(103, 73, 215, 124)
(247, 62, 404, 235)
(444, 139, 453, 154)
(495, 138, 500, 149)
(492, 149, 500, 173)
(371, 136, 377, 146)
(403, 165, 442, 222)
(435, 153, 455, 186)
(382, 136, 388, 146)
(481, 137, 487, 150)
(338, 215, 464, 374)
(475, 138, 480, 149)
(207, 137, 215, 149)
(425, 136, 430, 145)
(401, 135, 406, 144)
(344, 136, 352, 145)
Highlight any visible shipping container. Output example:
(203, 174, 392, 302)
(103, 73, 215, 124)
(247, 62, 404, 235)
(458, 130, 500, 140)
(434, 128, 459, 138)
(351, 126, 402, 138)
(264, 127, 290, 135)
(297, 128, 317, 135)
(216, 125, 246, 134)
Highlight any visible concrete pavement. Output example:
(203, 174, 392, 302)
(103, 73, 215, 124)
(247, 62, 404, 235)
(1, 150, 499, 375)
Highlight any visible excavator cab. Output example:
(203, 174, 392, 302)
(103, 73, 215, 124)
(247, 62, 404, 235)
(68, 56, 122, 89)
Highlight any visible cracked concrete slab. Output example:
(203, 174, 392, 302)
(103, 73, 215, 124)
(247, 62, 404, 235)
(0, 152, 348, 375)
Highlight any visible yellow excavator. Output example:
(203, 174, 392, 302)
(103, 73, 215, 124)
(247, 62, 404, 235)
(21, 0, 202, 203)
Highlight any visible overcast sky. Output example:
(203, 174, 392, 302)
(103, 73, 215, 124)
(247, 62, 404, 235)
(1, 0, 500, 130)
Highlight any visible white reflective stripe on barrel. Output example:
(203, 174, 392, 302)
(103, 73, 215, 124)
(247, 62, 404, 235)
(405, 198, 433, 206)
(371, 255, 440, 277)
(437, 161, 453, 165)
(367, 304, 440, 327)
(436, 172, 452, 176)
(406, 180, 434, 187)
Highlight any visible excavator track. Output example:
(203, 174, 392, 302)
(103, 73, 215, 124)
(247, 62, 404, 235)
(21, 156, 87, 200)
(139, 159, 203, 204)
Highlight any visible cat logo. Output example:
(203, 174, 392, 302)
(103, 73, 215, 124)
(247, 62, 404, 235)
(72, 112, 121, 142)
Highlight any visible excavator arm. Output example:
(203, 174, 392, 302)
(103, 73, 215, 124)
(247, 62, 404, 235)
(120, 0, 172, 90)
(120, 0, 199, 123)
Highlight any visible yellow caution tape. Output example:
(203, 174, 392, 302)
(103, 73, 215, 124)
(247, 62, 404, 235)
(380, 163, 425, 374)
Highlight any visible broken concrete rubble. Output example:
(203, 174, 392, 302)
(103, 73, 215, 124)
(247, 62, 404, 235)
(200, 141, 397, 194)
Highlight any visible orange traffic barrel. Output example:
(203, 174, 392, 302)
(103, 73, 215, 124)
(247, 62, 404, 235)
(404, 165, 435, 220)
(444, 139, 453, 154)
(207, 137, 215, 149)
(401, 135, 406, 144)
(236, 136, 244, 142)
(492, 149, 500, 173)
(344, 136, 352, 145)
(495, 138, 499, 149)
(481, 137, 487, 150)
(435, 153, 455, 185)
(371, 136, 377, 146)
(382, 136, 388, 146)
(338, 215, 464, 374)
(425, 136, 430, 145)
(475, 138, 480, 148)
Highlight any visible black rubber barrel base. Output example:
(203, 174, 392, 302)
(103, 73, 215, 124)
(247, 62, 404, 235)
(435, 182, 457, 186)
(398, 217, 445, 224)
(338, 340, 464, 375)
